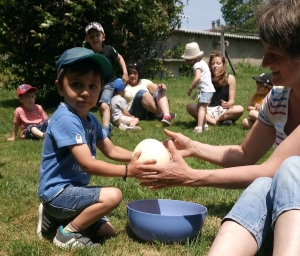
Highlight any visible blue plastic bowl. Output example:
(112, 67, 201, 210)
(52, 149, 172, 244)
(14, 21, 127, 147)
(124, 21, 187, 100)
(127, 199, 207, 243)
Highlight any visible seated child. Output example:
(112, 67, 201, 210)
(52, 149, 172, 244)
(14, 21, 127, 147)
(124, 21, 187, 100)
(7, 84, 48, 141)
(37, 47, 153, 248)
(242, 73, 273, 129)
(110, 78, 142, 131)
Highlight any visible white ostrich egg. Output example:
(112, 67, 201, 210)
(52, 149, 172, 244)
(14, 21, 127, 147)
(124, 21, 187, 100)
(132, 139, 170, 183)
(132, 138, 170, 164)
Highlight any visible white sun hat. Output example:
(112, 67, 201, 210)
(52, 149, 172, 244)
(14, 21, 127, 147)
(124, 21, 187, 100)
(181, 42, 204, 60)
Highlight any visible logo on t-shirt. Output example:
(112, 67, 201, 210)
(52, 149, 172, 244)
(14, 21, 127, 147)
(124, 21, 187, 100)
(76, 134, 83, 144)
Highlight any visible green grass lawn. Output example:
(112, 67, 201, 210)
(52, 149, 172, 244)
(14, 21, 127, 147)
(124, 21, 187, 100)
(0, 64, 274, 255)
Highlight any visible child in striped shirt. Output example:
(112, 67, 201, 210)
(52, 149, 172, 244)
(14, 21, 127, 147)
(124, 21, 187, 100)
(7, 84, 49, 141)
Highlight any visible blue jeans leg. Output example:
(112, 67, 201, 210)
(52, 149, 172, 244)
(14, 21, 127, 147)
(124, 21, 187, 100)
(271, 156, 300, 228)
(223, 177, 273, 249)
(224, 156, 300, 250)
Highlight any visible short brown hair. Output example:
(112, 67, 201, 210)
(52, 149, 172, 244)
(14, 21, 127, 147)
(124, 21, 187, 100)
(258, 0, 300, 58)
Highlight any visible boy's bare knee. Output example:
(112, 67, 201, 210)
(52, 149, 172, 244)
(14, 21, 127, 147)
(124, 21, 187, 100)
(100, 187, 122, 207)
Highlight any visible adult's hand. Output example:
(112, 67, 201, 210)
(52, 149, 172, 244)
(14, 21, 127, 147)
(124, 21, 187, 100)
(157, 83, 167, 91)
(137, 140, 194, 189)
(162, 129, 194, 158)
(220, 99, 229, 109)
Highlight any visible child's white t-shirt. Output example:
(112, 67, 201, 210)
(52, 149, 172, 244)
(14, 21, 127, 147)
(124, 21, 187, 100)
(193, 60, 215, 93)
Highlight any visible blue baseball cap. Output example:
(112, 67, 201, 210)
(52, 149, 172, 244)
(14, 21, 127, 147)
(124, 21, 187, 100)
(113, 78, 125, 92)
(56, 47, 112, 77)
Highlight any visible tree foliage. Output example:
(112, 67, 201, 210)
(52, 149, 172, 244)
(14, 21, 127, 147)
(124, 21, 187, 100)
(0, 0, 183, 105)
(219, 0, 264, 34)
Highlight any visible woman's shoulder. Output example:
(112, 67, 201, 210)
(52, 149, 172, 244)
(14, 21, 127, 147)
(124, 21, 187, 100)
(269, 86, 290, 97)
(140, 78, 153, 85)
(227, 74, 236, 81)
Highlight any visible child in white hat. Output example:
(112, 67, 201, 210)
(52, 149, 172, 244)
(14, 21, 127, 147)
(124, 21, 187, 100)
(182, 42, 215, 133)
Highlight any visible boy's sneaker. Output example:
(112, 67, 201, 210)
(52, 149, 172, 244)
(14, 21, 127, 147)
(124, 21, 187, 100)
(37, 203, 60, 239)
(203, 124, 209, 131)
(53, 226, 100, 248)
(161, 113, 176, 125)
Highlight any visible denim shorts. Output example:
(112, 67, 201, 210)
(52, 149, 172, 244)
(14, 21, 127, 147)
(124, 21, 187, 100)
(128, 89, 159, 120)
(198, 92, 214, 104)
(223, 156, 300, 250)
(43, 185, 109, 233)
(98, 81, 114, 106)
(25, 119, 49, 140)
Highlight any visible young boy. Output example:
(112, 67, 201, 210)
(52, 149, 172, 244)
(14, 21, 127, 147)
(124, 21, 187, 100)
(7, 84, 48, 141)
(110, 78, 142, 131)
(242, 72, 273, 129)
(85, 22, 129, 137)
(37, 47, 153, 248)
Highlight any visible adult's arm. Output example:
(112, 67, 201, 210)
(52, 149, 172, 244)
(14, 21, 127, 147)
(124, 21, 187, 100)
(138, 123, 300, 189)
(224, 74, 236, 108)
(165, 119, 275, 167)
(147, 81, 167, 94)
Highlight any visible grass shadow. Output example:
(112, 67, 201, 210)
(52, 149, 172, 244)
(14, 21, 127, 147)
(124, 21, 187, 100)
(205, 202, 236, 219)
(0, 98, 19, 108)
(173, 120, 196, 129)
(125, 221, 204, 246)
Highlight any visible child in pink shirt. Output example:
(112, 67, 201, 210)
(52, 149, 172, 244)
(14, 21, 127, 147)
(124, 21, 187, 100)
(7, 84, 49, 141)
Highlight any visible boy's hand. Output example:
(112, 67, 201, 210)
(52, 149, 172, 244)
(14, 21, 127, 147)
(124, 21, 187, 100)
(128, 151, 157, 177)
(187, 87, 193, 96)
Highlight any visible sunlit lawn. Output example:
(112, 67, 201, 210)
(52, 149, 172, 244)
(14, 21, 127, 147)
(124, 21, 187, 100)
(0, 64, 273, 255)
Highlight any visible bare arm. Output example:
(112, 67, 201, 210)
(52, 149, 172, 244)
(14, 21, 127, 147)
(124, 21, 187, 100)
(163, 120, 275, 167)
(70, 141, 156, 178)
(116, 53, 129, 84)
(138, 124, 299, 189)
(122, 109, 133, 117)
(187, 69, 201, 96)
(96, 138, 132, 162)
(7, 123, 19, 141)
(147, 82, 167, 94)
(247, 94, 256, 111)
(222, 74, 236, 108)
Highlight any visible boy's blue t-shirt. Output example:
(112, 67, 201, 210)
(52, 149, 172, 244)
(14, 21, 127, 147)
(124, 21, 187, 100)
(38, 103, 107, 203)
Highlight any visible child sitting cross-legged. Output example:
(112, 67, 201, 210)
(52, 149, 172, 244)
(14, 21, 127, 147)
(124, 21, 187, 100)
(242, 73, 273, 130)
(110, 78, 142, 131)
(37, 47, 153, 248)
(7, 84, 49, 141)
